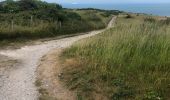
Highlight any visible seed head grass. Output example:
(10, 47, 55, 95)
(62, 16, 170, 100)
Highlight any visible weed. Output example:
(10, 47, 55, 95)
(35, 80, 42, 87)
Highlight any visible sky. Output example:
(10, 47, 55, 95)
(44, 0, 170, 4)
(0, 0, 169, 4)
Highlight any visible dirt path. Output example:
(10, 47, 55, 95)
(36, 49, 76, 100)
(0, 16, 116, 100)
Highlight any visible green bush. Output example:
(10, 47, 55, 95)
(125, 14, 133, 18)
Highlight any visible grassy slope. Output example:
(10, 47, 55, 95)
(0, 9, 112, 41)
(0, 9, 113, 48)
(62, 15, 170, 100)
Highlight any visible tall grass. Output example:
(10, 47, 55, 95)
(0, 9, 112, 42)
(62, 16, 170, 100)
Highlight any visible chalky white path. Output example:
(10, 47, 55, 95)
(0, 17, 116, 100)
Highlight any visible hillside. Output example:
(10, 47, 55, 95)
(1, 0, 170, 100)
(62, 14, 170, 99)
(0, 0, 121, 46)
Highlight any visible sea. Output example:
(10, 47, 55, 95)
(62, 3, 170, 16)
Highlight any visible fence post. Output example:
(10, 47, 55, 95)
(10, 10, 14, 31)
(59, 21, 61, 28)
(71, 21, 73, 27)
(30, 16, 33, 26)
(11, 20, 14, 31)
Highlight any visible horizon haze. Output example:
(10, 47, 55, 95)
(45, 0, 170, 4)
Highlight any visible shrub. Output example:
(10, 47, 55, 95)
(125, 14, 133, 18)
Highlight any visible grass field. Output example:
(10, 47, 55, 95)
(62, 14, 170, 100)
(0, 9, 114, 48)
(0, 9, 112, 40)
(0, 0, 119, 47)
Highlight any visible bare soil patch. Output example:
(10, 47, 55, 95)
(36, 49, 76, 100)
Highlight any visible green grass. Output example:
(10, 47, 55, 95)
(0, 0, 122, 48)
(0, 9, 113, 47)
(62, 15, 170, 100)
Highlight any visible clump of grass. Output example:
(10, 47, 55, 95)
(35, 80, 42, 87)
(144, 17, 156, 23)
(125, 14, 133, 18)
(62, 16, 170, 99)
(38, 88, 56, 100)
(39, 95, 56, 100)
(36, 78, 56, 100)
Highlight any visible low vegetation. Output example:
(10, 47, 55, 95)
(62, 15, 170, 99)
(0, 0, 120, 45)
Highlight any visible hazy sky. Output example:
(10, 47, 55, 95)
(0, 0, 169, 4)
(44, 0, 170, 4)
